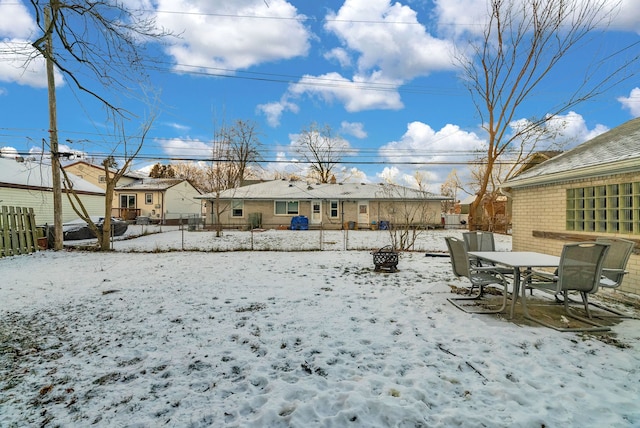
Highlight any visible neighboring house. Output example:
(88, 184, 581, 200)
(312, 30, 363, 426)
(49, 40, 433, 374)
(115, 178, 202, 224)
(63, 160, 143, 191)
(63, 161, 143, 218)
(0, 157, 105, 225)
(196, 179, 452, 230)
(503, 117, 640, 297)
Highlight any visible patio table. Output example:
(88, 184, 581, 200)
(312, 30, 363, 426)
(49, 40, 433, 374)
(469, 251, 561, 318)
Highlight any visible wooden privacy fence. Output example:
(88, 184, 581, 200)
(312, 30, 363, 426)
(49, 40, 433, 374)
(0, 206, 40, 257)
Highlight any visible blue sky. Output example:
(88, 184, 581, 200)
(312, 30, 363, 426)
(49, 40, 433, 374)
(1, 0, 639, 194)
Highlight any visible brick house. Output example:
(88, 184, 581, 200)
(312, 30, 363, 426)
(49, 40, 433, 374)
(196, 179, 451, 230)
(503, 117, 640, 298)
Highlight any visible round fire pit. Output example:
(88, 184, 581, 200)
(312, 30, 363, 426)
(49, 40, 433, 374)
(371, 245, 398, 272)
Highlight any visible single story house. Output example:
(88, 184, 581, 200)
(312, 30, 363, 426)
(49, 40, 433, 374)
(502, 117, 640, 298)
(196, 179, 452, 230)
(115, 178, 202, 224)
(0, 157, 105, 225)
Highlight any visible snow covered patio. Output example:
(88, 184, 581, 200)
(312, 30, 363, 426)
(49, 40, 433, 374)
(1, 229, 639, 427)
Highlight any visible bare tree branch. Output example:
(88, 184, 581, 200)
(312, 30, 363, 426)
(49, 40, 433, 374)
(457, 0, 638, 229)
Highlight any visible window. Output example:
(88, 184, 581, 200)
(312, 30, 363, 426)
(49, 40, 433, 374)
(275, 200, 299, 215)
(566, 181, 639, 234)
(330, 200, 339, 218)
(120, 194, 136, 208)
(98, 175, 106, 183)
(232, 200, 244, 217)
(145, 193, 153, 205)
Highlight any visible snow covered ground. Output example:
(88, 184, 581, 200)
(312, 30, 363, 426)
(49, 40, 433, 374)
(1, 228, 639, 427)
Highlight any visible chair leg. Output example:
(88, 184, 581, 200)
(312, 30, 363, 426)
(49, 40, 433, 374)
(581, 292, 592, 319)
(523, 288, 610, 332)
(448, 283, 509, 314)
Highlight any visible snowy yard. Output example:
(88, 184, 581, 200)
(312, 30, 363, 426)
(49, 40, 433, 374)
(1, 228, 639, 427)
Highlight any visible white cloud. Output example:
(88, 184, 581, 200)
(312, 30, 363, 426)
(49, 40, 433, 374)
(165, 122, 191, 132)
(340, 121, 367, 139)
(618, 87, 640, 117)
(325, 0, 456, 81)
(434, 0, 634, 37)
(289, 72, 404, 112)
(0, 39, 64, 88)
(324, 48, 352, 68)
(607, 0, 640, 33)
(377, 121, 485, 191)
(377, 166, 400, 183)
(256, 99, 299, 127)
(156, 0, 311, 73)
(510, 111, 609, 151)
(543, 112, 609, 147)
(268, 0, 456, 117)
(159, 137, 212, 158)
(0, 0, 37, 39)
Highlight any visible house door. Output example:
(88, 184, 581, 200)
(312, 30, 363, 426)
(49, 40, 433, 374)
(311, 200, 322, 225)
(358, 201, 369, 227)
(119, 194, 137, 220)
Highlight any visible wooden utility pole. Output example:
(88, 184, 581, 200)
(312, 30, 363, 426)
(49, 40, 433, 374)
(45, 3, 63, 250)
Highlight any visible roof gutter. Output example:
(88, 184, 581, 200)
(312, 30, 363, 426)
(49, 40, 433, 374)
(503, 158, 640, 189)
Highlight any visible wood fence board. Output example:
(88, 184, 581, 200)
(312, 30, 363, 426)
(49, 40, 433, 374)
(0, 205, 40, 257)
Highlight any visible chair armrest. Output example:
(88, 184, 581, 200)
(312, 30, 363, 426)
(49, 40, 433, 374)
(601, 268, 627, 276)
(525, 270, 557, 281)
(520, 270, 558, 293)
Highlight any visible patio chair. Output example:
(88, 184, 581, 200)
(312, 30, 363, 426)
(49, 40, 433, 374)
(521, 242, 610, 332)
(445, 236, 510, 314)
(591, 237, 636, 317)
(463, 231, 496, 252)
(596, 237, 635, 290)
(463, 231, 513, 275)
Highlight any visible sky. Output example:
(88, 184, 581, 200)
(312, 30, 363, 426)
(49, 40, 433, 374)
(1, 228, 639, 426)
(0, 0, 639, 194)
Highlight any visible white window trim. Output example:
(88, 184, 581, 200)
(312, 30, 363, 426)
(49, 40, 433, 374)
(232, 200, 244, 218)
(329, 200, 339, 218)
(275, 200, 299, 215)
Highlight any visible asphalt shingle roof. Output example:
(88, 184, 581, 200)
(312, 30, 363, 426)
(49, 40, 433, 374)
(0, 157, 105, 194)
(506, 117, 640, 187)
(197, 180, 450, 201)
(116, 178, 185, 191)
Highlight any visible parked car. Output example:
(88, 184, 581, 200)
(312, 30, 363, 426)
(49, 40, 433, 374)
(61, 217, 129, 241)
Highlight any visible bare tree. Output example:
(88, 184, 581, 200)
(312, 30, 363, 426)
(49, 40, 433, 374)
(440, 169, 461, 214)
(458, 0, 638, 230)
(228, 119, 263, 185)
(204, 119, 262, 236)
(294, 123, 346, 183)
(61, 117, 153, 251)
(378, 184, 438, 251)
(28, 0, 167, 249)
(172, 162, 207, 190)
(206, 126, 233, 237)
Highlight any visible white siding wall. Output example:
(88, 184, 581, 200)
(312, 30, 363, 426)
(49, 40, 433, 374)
(164, 182, 202, 220)
(0, 188, 105, 225)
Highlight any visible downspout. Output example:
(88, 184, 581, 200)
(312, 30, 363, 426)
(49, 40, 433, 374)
(500, 187, 513, 234)
(161, 191, 165, 224)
